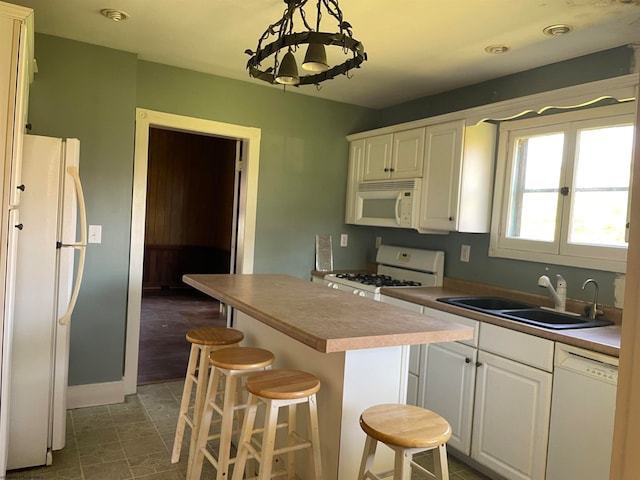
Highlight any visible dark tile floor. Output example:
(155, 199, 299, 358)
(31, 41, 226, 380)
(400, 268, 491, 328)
(7, 381, 491, 480)
(7, 289, 492, 479)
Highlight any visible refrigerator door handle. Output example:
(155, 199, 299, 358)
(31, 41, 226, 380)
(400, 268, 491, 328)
(58, 166, 87, 326)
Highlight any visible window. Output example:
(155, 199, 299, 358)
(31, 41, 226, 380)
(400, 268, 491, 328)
(490, 102, 636, 273)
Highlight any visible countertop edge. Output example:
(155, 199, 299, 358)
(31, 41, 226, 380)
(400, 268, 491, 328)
(380, 286, 621, 357)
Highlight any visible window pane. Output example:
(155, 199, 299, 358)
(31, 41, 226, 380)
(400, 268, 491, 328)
(570, 125, 633, 247)
(507, 133, 564, 242)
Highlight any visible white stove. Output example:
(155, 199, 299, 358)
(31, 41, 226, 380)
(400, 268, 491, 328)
(324, 245, 445, 300)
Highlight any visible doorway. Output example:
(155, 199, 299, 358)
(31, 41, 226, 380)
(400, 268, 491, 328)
(137, 127, 237, 384)
(125, 108, 261, 394)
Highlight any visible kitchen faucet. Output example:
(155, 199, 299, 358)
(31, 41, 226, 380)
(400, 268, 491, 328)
(581, 278, 603, 320)
(538, 274, 566, 312)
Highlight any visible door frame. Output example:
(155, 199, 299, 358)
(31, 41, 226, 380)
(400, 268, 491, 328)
(123, 108, 261, 394)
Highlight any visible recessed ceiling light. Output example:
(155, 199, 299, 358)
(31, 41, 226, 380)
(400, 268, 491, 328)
(543, 24, 572, 36)
(100, 9, 129, 22)
(484, 45, 510, 55)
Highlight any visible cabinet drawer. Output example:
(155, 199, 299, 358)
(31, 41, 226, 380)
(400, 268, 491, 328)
(479, 323, 553, 372)
(423, 306, 479, 347)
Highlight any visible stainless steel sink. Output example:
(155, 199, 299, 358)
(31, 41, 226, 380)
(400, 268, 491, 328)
(437, 296, 613, 330)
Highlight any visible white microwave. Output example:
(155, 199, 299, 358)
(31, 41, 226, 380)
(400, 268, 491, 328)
(354, 178, 421, 229)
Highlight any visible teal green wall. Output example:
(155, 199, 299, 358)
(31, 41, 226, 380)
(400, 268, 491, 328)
(26, 32, 634, 387)
(135, 61, 376, 276)
(28, 34, 373, 385)
(28, 35, 137, 385)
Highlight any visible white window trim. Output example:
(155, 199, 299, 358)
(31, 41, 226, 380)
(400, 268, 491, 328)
(489, 102, 636, 273)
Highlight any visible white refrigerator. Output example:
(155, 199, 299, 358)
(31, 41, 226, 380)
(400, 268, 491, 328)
(6, 134, 87, 470)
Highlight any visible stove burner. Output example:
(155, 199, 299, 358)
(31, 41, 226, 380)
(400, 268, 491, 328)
(335, 273, 422, 288)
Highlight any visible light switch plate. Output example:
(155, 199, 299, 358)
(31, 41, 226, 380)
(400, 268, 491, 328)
(88, 225, 102, 244)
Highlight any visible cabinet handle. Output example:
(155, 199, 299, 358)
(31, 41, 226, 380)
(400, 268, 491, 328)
(475, 361, 483, 367)
(17, 184, 25, 191)
(15, 223, 23, 230)
(389, 168, 395, 172)
(449, 216, 454, 221)
(465, 357, 471, 363)
(25, 123, 32, 131)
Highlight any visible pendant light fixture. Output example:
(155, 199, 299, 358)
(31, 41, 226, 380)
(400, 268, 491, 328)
(245, 0, 367, 87)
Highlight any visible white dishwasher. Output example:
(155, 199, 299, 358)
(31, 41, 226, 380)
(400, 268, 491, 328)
(546, 343, 618, 480)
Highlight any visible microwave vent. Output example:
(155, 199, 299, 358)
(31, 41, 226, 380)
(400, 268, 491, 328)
(358, 179, 416, 191)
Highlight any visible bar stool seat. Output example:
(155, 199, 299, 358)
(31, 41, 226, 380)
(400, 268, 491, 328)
(189, 347, 275, 480)
(172, 327, 244, 468)
(358, 403, 452, 480)
(231, 369, 323, 480)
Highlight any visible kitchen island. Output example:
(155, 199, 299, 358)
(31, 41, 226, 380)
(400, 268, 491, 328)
(183, 274, 472, 479)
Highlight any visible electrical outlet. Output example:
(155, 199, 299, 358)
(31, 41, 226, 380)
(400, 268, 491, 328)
(375, 236, 382, 248)
(340, 233, 348, 247)
(460, 244, 470, 262)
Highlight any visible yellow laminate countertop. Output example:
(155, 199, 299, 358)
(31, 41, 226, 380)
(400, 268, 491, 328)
(182, 274, 473, 353)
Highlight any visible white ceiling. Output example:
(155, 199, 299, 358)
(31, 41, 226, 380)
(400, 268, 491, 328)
(6, 0, 640, 109)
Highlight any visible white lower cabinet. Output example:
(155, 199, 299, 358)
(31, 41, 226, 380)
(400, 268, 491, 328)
(422, 319, 553, 480)
(423, 341, 477, 454)
(471, 350, 552, 480)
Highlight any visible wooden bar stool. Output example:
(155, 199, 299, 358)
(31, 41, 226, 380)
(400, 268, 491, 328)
(231, 369, 323, 480)
(189, 347, 275, 480)
(172, 327, 245, 467)
(358, 403, 452, 480)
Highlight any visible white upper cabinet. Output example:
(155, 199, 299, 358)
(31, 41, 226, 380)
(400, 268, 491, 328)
(418, 120, 496, 233)
(0, 3, 33, 209)
(344, 139, 364, 224)
(363, 128, 425, 181)
(346, 118, 495, 233)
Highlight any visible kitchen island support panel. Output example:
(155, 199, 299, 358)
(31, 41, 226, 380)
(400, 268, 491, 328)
(237, 311, 401, 479)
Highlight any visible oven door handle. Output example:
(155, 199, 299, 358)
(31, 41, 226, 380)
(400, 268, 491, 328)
(395, 192, 403, 225)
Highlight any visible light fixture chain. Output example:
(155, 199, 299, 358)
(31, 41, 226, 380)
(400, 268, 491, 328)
(323, 0, 346, 32)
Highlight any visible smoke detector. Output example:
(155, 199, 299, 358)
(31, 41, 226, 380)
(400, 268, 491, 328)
(100, 9, 129, 22)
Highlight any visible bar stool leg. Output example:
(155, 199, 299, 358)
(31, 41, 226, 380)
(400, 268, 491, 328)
(433, 444, 450, 480)
(172, 344, 200, 463)
(358, 435, 378, 480)
(258, 399, 280, 480)
(308, 394, 323, 480)
(216, 373, 239, 480)
(188, 365, 222, 480)
(395, 449, 411, 480)
(286, 403, 296, 480)
(232, 394, 260, 480)
(191, 344, 214, 450)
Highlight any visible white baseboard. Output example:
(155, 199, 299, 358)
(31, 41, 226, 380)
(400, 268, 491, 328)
(67, 380, 125, 409)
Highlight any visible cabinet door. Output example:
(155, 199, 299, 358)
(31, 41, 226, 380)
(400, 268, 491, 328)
(8, 22, 30, 208)
(391, 128, 425, 178)
(471, 350, 552, 480)
(422, 341, 477, 455)
(419, 120, 464, 231)
(363, 134, 393, 181)
(345, 139, 364, 224)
